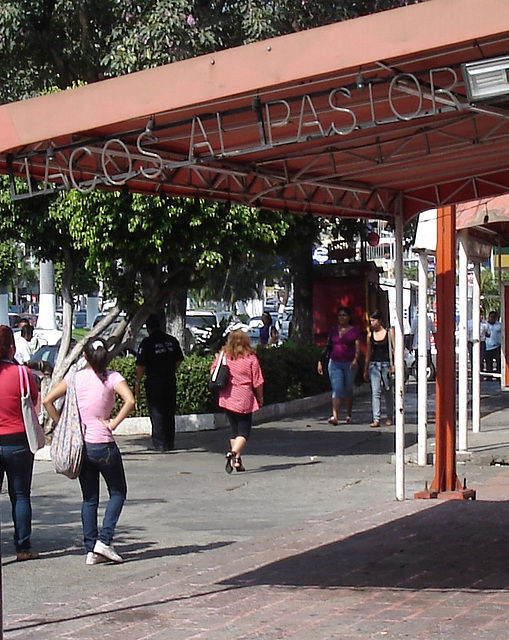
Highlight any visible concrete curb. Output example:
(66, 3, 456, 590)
(114, 392, 333, 436)
(35, 388, 365, 460)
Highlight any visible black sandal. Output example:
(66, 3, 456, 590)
(234, 456, 246, 472)
(225, 452, 234, 474)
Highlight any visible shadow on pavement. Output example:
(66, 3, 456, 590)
(121, 540, 234, 561)
(220, 500, 509, 591)
(160, 425, 418, 459)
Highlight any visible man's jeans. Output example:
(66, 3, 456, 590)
(79, 442, 127, 553)
(0, 444, 34, 552)
(368, 362, 394, 423)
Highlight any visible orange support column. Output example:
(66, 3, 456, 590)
(415, 205, 475, 500)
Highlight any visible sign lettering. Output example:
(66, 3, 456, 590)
(10, 65, 466, 199)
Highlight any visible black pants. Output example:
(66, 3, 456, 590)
(484, 346, 501, 374)
(146, 381, 177, 450)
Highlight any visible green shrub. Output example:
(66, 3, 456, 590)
(256, 342, 329, 403)
(110, 356, 149, 418)
(110, 344, 329, 417)
(176, 352, 217, 414)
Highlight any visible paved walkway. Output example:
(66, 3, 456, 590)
(3, 380, 509, 639)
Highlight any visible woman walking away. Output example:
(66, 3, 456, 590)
(0, 325, 39, 561)
(363, 310, 394, 428)
(211, 329, 264, 473)
(317, 306, 362, 425)
(44, 338, 135, 565)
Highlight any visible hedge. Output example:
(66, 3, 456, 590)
(110, 342, 329, 417)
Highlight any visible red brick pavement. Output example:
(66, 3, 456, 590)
(5, 470, 509, 639)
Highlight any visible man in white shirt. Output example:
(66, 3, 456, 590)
(468, 315, 489, 368)
(14, 323, 34, 365)
(484, 311, 502, 374)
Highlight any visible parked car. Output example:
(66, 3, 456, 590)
(186, 310, 249, 350)
(276, 308, 293, 340)
(29, 344, 59, 369)
(73, 310, 88, 329)
(28, 338, 77, 371)
(247, 316, 264, 330)
(186, 311, 218, 342)
(8, 313, 21, 329)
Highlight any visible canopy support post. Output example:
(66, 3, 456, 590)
(415, 205, 476, 500)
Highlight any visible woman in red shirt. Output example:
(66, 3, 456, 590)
(211, 330, 264, 473)
(0, 325, 39, 561)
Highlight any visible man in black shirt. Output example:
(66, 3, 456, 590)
(135, 314, 184, 451)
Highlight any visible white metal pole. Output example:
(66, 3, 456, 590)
(0, 289, 8, 326)
(458, 229, 468, 452)
(394, 212, 405, 501)
(417, 250, 428, 466)
(37, 260, 57, 330)
(472, 261, 481, 433)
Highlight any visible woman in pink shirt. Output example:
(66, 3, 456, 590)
(44, 338, 134, 565)
(317, 306, 362, 425)
(211, 330, 264, 473)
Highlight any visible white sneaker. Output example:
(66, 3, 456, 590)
(93, 540, 124, 563)
(86, 552, 106, 565)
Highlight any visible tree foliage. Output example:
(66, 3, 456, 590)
(0, 0, 409, 103)
(0, 240, 17, 285)
(0, 0, 411, 368)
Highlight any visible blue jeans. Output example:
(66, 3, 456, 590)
(78, 442, 127, 553)
(0, 444, 34, 552)
(328, 360, 356, 399)
(369, 362, 394, 423)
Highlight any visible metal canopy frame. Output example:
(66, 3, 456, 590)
(1, 0, 509, 224)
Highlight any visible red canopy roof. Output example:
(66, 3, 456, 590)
(2, 0, 509, 223)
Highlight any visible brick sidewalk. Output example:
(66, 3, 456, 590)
(5, 469, 509, 640)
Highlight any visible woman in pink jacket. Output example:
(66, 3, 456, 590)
(211, 329, 264, 473)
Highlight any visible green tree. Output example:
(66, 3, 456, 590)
(0, 240, 17, 286)
(480, 267, 509, 318)
(0, 177, 290, 377)
(0, 0, 409, 364)
(0, 176, 91, 371)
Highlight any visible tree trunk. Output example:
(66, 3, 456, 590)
(289, 242, 314, 345)
(167, 290, 187, 349)
(51, 249, 79, 381)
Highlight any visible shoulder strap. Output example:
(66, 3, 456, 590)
(18, 365, 30, 395)
(387, 329, 394, 367)
(211, 352, 226, 382)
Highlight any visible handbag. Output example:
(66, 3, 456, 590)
(208, 352, 229, 392)
(50, 369, 84, 479)
(18, 366, 45, 454)
(386, 328, 395, 389)
(320, 339, 332, 366)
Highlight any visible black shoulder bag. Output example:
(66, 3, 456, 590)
(208, 352, 229, 392)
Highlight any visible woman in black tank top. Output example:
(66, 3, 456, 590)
(363, 310, 394, 428)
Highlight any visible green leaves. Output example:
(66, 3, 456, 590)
(0, 240, 17, 285)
